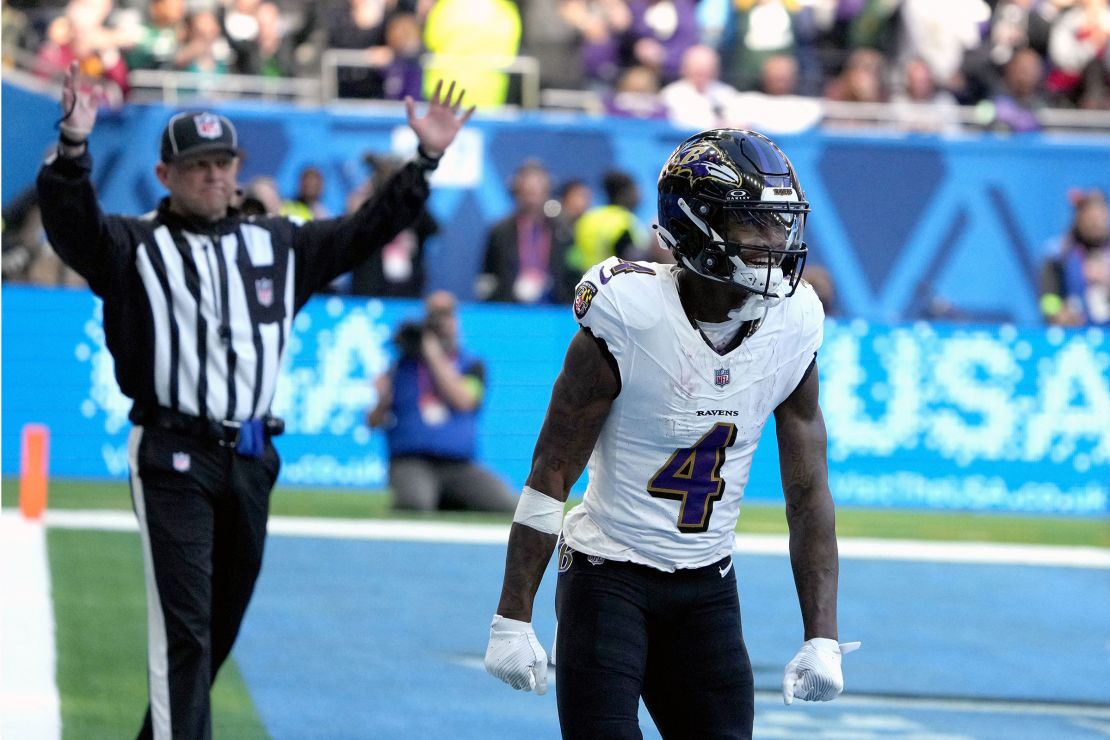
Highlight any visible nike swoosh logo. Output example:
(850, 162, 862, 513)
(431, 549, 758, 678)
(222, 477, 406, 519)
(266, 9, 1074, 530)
(598, 266, 613, 284)
(719, 560, 734, 578)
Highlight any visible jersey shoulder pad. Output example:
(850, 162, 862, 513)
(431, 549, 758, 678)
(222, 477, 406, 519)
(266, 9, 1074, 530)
(574, 257, 666, 325)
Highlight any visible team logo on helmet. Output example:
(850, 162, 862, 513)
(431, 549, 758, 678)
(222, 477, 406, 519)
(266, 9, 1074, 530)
(573, 281, 598, 319)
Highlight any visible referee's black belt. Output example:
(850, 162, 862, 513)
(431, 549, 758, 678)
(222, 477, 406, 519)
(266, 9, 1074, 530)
(130, 405, 285, 447)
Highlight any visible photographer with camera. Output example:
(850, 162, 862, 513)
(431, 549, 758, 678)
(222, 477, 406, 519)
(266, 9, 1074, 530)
(368, 290, 516, 512)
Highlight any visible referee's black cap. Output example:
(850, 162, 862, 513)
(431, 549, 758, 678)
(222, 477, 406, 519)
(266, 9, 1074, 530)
(160, 111, 239, 164)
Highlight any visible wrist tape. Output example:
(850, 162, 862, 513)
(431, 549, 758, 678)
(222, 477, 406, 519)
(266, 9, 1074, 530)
(512, 486, 564, 535)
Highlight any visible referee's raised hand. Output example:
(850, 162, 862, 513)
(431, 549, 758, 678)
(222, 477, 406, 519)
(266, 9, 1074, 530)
(58, 60, 105, 148)
(405, 79, 475, 159)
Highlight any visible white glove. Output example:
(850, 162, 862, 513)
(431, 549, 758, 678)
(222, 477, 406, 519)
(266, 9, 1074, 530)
(484, 615, 548, 695)
(782, 638, 860, 705)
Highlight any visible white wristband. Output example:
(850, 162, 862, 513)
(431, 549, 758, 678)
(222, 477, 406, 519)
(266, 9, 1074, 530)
(512, 486, 564, 535)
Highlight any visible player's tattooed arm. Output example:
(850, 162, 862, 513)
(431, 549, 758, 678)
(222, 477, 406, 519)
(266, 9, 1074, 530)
(527, 328, 619, 498)
(774, 359, 840, 641)
(495, 328, 620, 622)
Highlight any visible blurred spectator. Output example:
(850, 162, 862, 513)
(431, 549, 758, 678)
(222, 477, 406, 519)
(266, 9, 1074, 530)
(1, 184, 85, 287)
(566, 169, 646, 276)
(1046, 0, 1110, 108)
(281, 165, 331, 221)
(824, 46, 887, 103)
(326, 0, 392, 98)
(891, 56, 962, 134)
(380, 11, 424, 100)
(1040, 188, 1110, 326)
(2, 1, 37, 67)
(119, 0, 183, 71)
(732, 52, 824, 134)
(719, 0, 797, 92)
(367, 290, 516, 513)
(239, 176, 283, 216)
(423, 0, 521, 108)
(174, 9, 231, 74)
(659, 44, 741, 130)
(984, 46, 1047, 132)
(987, 0, 1054, 67)
(626, 0, 699, 84)
(222, 0, 262, 47)
(477, 160, 574, 304)
(35, 0, 130, 101)
(521, 0, 585, 91)
(556, 178, 594, 227)
(603, 63, 668, 118)
(225, 1, 317, 77)
(898, 0, 991, 99)
(349, 152, 439, 297)
(559, 0, 632, 89)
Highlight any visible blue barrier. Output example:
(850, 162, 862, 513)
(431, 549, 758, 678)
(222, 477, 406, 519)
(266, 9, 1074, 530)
(2, 285, 1106, 515)
(4, 80, 1109, 324)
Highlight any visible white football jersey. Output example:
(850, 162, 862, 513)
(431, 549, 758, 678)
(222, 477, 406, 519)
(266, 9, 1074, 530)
(562, 257, 824, 571)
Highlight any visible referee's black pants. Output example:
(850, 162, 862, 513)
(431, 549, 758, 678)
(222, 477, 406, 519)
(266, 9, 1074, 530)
(128, 424, 280, 740)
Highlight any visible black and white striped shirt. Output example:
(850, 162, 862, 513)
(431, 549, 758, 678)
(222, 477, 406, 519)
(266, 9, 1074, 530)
(38, 148, 432, 423)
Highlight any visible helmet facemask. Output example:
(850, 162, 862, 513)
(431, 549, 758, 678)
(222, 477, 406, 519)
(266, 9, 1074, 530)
(656, 195, 808, 305)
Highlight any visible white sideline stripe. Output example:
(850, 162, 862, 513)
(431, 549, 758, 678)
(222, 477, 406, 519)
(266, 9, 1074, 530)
(790, 690, 1110, 720)
(1, 515, 62, 740)
(455, 652, 1110, 719)
(37, 509, 1110, 569)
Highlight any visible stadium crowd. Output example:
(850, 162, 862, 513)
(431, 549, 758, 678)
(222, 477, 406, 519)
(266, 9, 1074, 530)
(3, 0, 1109, 120)
(3, 0, 1109, 326)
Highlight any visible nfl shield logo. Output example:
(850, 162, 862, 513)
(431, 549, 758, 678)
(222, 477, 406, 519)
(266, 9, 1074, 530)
(255, 277, 274, 307)
(194, 113, 223, 139)
(172, 452, 191, 472)
(714, 367, 730, 388)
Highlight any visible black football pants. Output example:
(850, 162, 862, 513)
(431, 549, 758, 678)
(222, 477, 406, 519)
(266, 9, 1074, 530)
(128, 424, 279, 740)
(555, 548, 754, 740)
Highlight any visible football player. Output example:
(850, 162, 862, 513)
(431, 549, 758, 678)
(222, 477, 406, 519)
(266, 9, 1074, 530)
(484, 129, 857, 739)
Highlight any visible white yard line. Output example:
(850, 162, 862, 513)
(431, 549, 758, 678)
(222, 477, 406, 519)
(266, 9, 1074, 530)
(1, 514, 62, 740)
(452, 653, 1110, 719)
(41, 509, 1110, 569)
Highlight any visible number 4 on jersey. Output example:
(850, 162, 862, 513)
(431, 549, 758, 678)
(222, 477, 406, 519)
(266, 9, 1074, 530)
(647, 423, 737, 533)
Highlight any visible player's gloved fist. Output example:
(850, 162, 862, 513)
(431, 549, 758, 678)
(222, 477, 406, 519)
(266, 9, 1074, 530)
(782, 638, 860, 705)
(484, 615, 548, 695)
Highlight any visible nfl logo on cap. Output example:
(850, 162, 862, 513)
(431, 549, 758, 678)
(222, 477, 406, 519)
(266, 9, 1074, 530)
(194, 112, 223, 139)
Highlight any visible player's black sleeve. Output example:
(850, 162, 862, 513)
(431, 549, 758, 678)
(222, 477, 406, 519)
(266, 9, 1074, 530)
(792, 355, 817, 395)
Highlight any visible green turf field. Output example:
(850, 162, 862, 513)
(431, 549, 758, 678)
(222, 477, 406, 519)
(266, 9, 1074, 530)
(48, 528, 268, 739)
(4, 476, 1107, 737)
(4, 477, 1108, 547)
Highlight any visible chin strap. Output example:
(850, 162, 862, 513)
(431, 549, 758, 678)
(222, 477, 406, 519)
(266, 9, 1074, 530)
(728, 297, 770, 323)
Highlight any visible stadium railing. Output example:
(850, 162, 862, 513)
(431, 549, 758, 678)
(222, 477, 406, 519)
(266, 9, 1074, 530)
(317, 50, 541, 110)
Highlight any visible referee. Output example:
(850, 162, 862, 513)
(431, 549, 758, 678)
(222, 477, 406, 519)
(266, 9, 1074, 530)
(36, 61, 473, 740)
